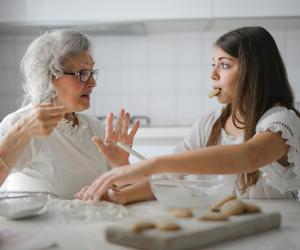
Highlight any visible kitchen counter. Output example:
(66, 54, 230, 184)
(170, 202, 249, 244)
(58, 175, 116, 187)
(1, 199, 300, 250)
(134, 126, 190, 145)
(128, 126, 191, 160)
(136, 127, 190, 139)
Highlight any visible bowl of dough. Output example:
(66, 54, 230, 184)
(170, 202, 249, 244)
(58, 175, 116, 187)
(0, 191, 56, 219)
(149, 174, 236, 208)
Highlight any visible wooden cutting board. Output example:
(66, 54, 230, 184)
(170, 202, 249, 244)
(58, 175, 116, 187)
(106, 212, 281, 250)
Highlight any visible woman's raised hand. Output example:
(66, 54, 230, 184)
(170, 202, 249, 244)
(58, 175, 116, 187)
(93, 109, 139, 166)
(21, 104, 65, 139)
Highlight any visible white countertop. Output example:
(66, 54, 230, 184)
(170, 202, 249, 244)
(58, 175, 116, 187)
(0, 199, 300, 250)
(135, 127, 190, 139)
(134, 126, 190, 145)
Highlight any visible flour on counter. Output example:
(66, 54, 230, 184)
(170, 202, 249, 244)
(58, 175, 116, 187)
(44, 198, 128, 224)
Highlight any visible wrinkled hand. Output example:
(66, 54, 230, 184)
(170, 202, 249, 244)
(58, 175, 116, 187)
(21, 104, 65, 139)
(74, 185, 126, 204)
(93, 109, 139, 166)
(100, 188, 127, 204)
(74, 162, 151, 201)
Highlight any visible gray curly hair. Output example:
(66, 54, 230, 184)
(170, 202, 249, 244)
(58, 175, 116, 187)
(20, 29, 92, 105)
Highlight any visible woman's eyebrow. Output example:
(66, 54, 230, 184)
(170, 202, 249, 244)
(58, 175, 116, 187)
(218, 56, 233, 61)
(211, 56, 234, 61)
(78, 62, 95, 68)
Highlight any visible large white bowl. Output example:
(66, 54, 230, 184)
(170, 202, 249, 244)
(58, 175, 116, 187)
(150, 174, 236, 208)
(0, 191, 55, 219)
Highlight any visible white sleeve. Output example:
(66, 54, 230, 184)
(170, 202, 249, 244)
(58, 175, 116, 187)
(256, 109, 300, 194)
(0, 113, 16, 139)
(89, 116, 106, 140)
(173, 111, 220, 153)
(0, 112, 31, 172)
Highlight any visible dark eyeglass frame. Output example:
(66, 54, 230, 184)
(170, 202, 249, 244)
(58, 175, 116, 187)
(63, 69, 99, 83)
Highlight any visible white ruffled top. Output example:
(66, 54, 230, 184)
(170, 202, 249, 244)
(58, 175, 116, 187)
(174, 106, 300, 200)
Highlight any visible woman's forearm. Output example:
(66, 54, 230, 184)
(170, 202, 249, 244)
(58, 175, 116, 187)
(146, 143, 261, 176)
(0, 119, 31, 182)
(153, 132, 287, 175)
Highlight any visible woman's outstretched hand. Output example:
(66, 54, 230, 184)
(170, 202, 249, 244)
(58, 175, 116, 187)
(93, 109, 139, 166)
(74, 160, 153, 201)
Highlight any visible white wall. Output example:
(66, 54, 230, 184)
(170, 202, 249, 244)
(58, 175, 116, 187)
(1, 25, 300, 126)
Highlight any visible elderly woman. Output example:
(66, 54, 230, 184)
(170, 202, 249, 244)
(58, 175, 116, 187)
(0, 29, 140, 199)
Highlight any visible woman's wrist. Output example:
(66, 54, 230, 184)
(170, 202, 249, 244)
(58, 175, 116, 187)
(110, 159, 130, 168)
(0, 156, 10, 171)
(145, 157, 163, 176)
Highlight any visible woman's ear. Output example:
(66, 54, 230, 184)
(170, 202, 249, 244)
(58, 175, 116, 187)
(51, 75, 60, 86)
(51, 74, 59, 80)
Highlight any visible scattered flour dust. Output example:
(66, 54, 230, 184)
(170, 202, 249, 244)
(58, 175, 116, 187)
(44, 198, 128, 224)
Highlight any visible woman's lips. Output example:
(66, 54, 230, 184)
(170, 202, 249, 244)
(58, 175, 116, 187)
(80, 94, 90, 99)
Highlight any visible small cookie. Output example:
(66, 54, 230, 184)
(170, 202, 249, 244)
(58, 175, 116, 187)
(169, 208, 193, 218)
(198, 212, 228, 221)
(156, 221, 181, 231)
(220, 199, 245, 216)
(210, 195, 236, 212)
(244, 202, 261, 214)
(208, 88, 221, 98)
(131, 222, 156, 233)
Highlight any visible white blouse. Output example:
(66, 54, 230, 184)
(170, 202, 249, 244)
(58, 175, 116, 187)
(174, 106, 300, 200)
(0, 105, 109, 199)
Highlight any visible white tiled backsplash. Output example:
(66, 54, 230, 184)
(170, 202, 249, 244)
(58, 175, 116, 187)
(0, 27, 300, 126)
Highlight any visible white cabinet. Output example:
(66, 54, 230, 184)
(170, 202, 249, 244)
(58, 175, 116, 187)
(134, 127, 189, 145)
(213, 0, 300, 18)
(0, 0, 299, 29)
(0, 0, 211, 25)
(0, 0, 299, 36)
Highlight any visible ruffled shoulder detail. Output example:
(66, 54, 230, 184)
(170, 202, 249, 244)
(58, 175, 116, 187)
(256, 107, 300, 193)
(56, 114, 89, 137)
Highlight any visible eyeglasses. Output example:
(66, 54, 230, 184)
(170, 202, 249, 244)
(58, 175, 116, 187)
(63, 69, 99, 83)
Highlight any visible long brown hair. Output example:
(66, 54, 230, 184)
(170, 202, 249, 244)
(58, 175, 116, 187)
(206, 26, 300, 192)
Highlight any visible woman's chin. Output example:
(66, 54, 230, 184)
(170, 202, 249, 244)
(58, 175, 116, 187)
(78, 103, 90, 112)
(217, 97, 230, 105)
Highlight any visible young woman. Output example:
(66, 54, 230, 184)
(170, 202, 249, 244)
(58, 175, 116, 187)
(76, 26, 300, 202)
(0, 30, 140, 199)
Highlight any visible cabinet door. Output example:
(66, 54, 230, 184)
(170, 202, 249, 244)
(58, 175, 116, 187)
(0, 0, 212, 24)
(213, 0, 300, 18)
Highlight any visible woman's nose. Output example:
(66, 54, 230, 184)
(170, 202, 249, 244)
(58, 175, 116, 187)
(210, 68, 219, 80)
(86, 76, 97, 87)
